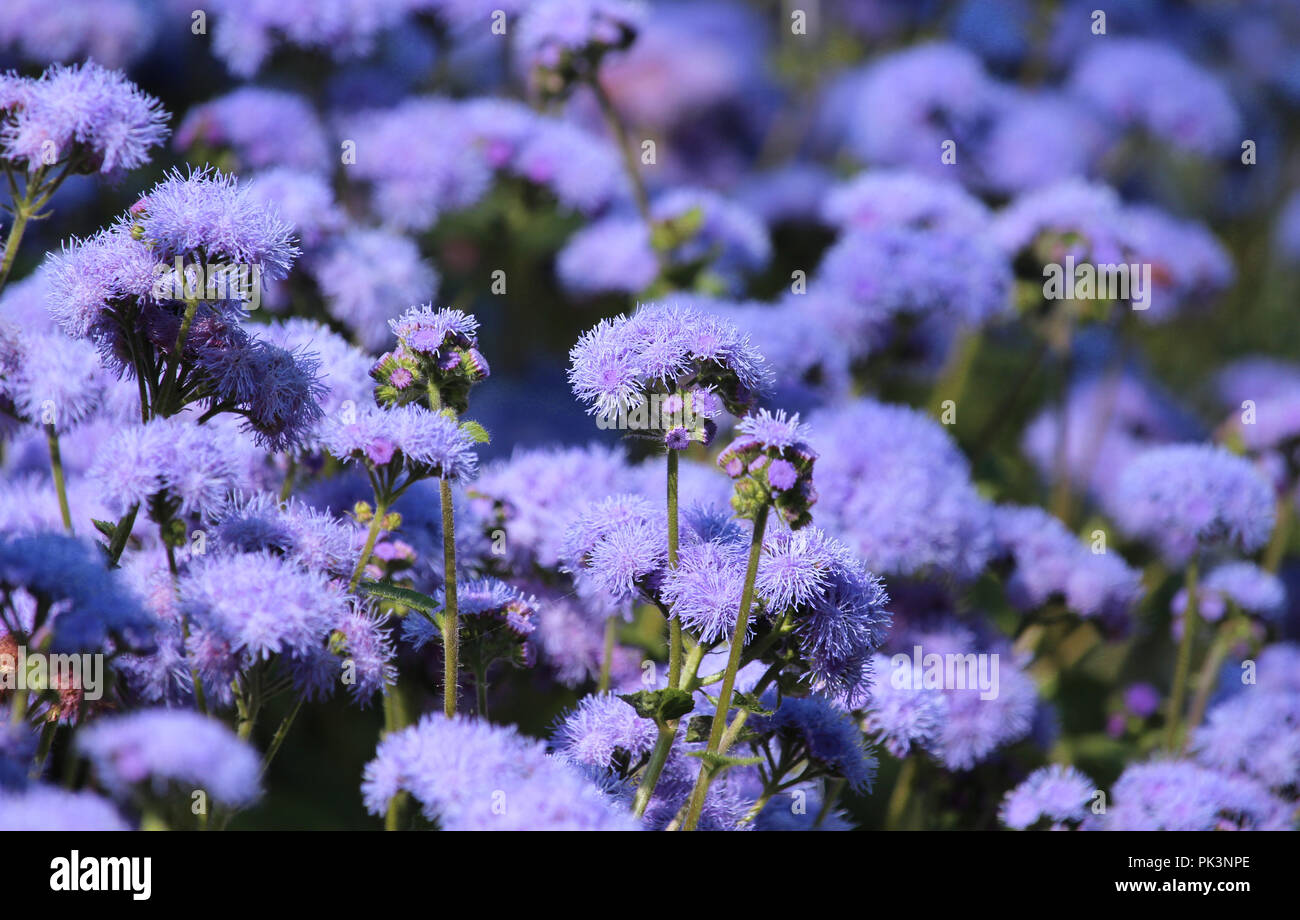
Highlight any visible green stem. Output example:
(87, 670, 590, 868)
(31, 718, 57, 778)
(929, 330, 980, 418)
(589, 77, 653, 232)
(1165, 561, 1199, 751)
(156, 297, 200, 416)
(815, 777, 846, 828)
(43, 423, 73, 533)
(348, 498, 389, 592)
(475, 666, 489, 719)
(598, 615, 616, 693)
(1264, 481, 1297, 573)
(440, 477, 459, 718)
(1185, 616, 1245, 745)
(260, 698, 303, 777)
(681, 504, 769, 832)
(631, 642, 706, 818)
(666, 448, 682, 689)
(885, 758, 917, 830)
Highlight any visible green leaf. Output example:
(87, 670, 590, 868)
(361, 581, 439, 612)
(618, 688, 695, 724)
(92, 519, 117, 539)
(688, 751, 763, 771)
(731, 691, 774, 717)
(459, 420, 491, 444)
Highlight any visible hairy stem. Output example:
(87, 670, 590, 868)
(885, 758, 917, 830)
(440, 477, 459, 718)
(44, 423, 73, 533)
(1166, 561, 1199, 751)
(666, 448, 682, 689)
(681, 504, 769, 831)
(598, 615, 616, 693)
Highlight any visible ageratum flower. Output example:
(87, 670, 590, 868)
(1067, 38, 1240, 156)
(1192, 687, 1300, 793)
(0, 532, 154, 653)
(716, 409, 817, 527)
(403, 578, 539, 669)
(568, 302, 771, 438)
(1171, 561, 1285, 625)
(978, 90, 1104, 195)
(43, 224, 158, 341)
(752, 694, 877, 792)
(511, 117, 629, 214)
(1114, 445, 1276, 565)
(321, 404, 478, 482)
(1093, 761, 1289, 831)
(999, 764, 1096, 830)
(340, 99, 491, 231)
(864, 653, 947, 758)
(821, 170, 991, 237)
(809, 399, 994, 581)
(0, 0, 156, 69)
(561, 494, 666, 606)
(551, 693, 658, 771)
(132, 167, 299, 282)
(840, 43, 996, 178)
(992, 505, 1142, 628)
(174, 87, 329, 173)
(0, 62, 167, 174)
(362, 714, 640, 830)
(312, 229, 440, 351)
(516, 0, 644, 98)
(0, 785, 129, 830)
(211, 492, 360, 577)
(0, 330, 104, 432)
(89, 416, 254, 519)
(245, 169, 345, 248)
(373, 306, 489, 414)
(77, 709, 261, 807)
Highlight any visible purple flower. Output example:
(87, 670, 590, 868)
(0, 532, 154, 653)
(341, 98, 491, 230)
(1095, 761, 1289, 831)
(88, 416, 254, 519)
(516, 0, 644, 93)
(0, 785, 129, 830)
(809, 399, 994, 581)
(403, 577, 539, 648)
(1000, 764, 1095, 830)
(312, 229, 439, 351)
(0, 330, 104, 432)
(175, 88, 328, 173)
(864, 653, 947, 758)
(556, 218, 658, 296)
(822, 170, 991, 236)
(1192, 687, 1300, 793)
(133, 167, 299, 281)
(1114, 445, 1276, 564)
(993, 505, 1142, 627)
(179, 550, 347, 666)
(211, 492, 360, 577)
(0, 0, 156, 69)
(0, 62, 167, 174)
(551, 693, 658, 770)
(992, 179, 1129, 265)
(1124, 683, 1162, 719)
(841, 43, 996, 179)
(322, 404, 478, 481)
(43, 225, 158, 340)
(662, 538, 748, 643)
(245, 168, 345, 248)
(754, 694, 876, 791)
(1171, 562, 1285, 625)
(362, 713, 640, 830)
(77, 709, 261, 807)
(1068, 38, 1240, 156)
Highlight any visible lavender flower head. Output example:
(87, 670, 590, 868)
(0, 62, 167, 174)
(1192, 687, 1300, 794)
(716, 409, 818, 528)
(517, 0, 645, 97)
(1114, 445, 1276, 565)
(999, 764, 1096, 830)
(0, 785, 129, 830)
(362, 714, 639, 830)
(551, 693, 658, 770)
(864, 652, 946, 758)
(1094, 760, 1289, 831)
(1067, 38, 1241, 156)
(809, 399, 994, 581)
(321, 404, 478, 482)
(821, 170, 991, 237)
(753, 694, 877, 792)
(77, 709, 261, 807)
(175, 88, 328, 173)
(373, 306, 488, 414)
(1171, 561, 1285, 625)
(132, 167, 299, 282)
(568, 302, 771, 444)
